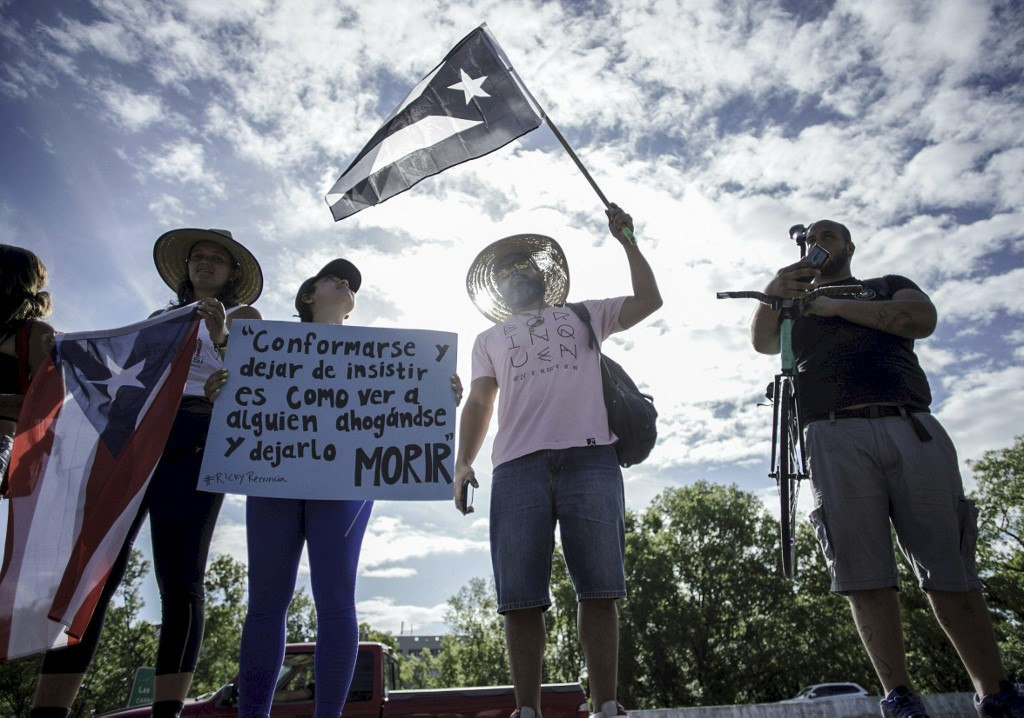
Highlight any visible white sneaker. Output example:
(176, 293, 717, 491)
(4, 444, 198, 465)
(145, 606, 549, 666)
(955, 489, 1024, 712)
(589, 700, 627, 718)
(511, 707, 537, 718)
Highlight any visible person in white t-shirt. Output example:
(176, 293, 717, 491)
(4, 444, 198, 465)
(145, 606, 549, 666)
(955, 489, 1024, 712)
(455, 204, 661, 718)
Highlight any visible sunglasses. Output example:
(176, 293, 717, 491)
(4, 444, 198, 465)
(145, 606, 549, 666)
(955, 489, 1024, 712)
(495, 260, 533, 279)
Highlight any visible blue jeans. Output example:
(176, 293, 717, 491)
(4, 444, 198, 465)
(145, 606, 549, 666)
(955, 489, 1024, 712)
(490, 446, 626, 613)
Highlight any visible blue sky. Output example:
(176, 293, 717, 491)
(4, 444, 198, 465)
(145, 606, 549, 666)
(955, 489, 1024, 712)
(2, 0, 1022, 635)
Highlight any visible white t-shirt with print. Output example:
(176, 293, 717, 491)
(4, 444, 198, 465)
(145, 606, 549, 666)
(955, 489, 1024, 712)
(470, 297, 626, 467)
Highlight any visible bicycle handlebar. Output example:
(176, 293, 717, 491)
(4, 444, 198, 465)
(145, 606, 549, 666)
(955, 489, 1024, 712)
(716, 283, 864, 310)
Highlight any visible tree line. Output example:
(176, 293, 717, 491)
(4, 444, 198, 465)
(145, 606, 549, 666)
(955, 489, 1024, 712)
(3, 436, 1022, 716)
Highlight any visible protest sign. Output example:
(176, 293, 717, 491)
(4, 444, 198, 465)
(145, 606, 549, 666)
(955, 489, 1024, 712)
(199, 320, 457, 500)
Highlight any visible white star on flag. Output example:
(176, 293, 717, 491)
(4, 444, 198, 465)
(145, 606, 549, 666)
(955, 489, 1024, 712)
(94, 355, 146, 399)
(449, 69, 490, 103)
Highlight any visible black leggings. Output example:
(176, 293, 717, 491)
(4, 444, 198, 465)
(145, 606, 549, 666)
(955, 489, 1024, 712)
(41, 404, 223, 675)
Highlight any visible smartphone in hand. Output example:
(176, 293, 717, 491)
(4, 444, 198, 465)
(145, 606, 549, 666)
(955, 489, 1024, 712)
(459, 481, 473, 515)
(806, 244, 830, 267)
(799, 245, 830, 282)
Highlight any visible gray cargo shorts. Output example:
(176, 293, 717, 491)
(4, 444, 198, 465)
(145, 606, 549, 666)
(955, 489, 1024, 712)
(805, 411, 981, 594)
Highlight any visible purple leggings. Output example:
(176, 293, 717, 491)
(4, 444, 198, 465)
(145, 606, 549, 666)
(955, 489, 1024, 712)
(237, 496, 371, 718)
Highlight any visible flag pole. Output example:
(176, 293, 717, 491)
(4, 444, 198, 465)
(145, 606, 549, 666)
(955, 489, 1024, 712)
(542, 113, 636, 244)
(481, 24, 636, 244)
(541, 115, 610, 207)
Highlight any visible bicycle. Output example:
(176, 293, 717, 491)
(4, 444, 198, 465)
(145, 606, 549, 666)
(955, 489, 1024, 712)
(717, 227, 863, 578)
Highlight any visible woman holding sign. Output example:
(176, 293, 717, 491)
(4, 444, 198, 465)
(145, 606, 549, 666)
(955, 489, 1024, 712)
(204, 258, 461, 718)
(224, 259, 368, 718)
(31, 229, 262, 718)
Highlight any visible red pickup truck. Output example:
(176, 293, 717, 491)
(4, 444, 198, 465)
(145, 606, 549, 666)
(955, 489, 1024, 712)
(98, 642, 590, 718)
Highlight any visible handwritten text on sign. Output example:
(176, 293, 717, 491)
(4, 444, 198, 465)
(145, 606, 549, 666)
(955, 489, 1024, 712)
(199, 320, 457, 500)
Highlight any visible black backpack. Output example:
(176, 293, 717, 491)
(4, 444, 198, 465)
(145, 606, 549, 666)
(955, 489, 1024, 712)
(567, 303, 658, 468)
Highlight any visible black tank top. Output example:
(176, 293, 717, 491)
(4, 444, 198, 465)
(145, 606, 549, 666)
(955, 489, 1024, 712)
(0, 352, 21, 393)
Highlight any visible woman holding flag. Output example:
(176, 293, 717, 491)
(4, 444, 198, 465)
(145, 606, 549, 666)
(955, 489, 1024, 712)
(30, 229, 262, 718)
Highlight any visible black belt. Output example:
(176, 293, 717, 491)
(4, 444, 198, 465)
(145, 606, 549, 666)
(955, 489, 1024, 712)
(830, 405, 928, 420)
(818, 404, 932, 442)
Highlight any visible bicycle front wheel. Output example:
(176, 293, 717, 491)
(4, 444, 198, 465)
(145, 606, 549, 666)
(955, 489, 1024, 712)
(777, 378, 800, 578)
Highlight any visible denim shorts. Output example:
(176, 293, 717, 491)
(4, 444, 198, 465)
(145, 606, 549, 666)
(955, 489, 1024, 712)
(805, 412, 981, 594)
(489, 445, 626, 613)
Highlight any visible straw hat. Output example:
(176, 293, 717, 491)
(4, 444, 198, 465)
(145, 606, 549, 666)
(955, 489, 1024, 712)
(466, 234, 570, 323)
(153, 228, 263, 305)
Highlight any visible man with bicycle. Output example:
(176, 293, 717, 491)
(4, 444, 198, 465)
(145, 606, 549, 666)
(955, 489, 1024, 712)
(750, 220, 1024, 718)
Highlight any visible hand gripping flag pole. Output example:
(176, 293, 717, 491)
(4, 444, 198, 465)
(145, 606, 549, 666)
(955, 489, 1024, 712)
(482, 27, 637, 245)
(325, 24, 635, 243)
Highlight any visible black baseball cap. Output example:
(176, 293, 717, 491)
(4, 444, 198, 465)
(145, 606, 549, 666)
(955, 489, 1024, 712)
(294, 258, 362, 317)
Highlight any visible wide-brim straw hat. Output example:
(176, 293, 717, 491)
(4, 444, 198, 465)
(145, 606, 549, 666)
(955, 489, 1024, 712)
(153, 228, 263, 305)
(466, 234, 570, 324)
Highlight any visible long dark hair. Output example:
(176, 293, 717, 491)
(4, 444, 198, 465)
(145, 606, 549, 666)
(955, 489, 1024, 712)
(170, 243, 243, 309)
(1, 244, 52, 333)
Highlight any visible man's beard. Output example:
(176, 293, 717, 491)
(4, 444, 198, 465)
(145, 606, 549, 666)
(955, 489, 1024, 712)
(820, 248, 850, 277)
(505, 276, 545, 309)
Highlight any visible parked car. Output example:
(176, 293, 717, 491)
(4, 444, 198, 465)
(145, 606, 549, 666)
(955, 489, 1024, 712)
(97, 642, 590, 718)
(781, 682, 872, 702)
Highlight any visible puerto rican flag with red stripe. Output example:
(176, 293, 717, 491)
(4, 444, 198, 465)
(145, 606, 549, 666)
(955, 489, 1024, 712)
(0, 304, 199, 660)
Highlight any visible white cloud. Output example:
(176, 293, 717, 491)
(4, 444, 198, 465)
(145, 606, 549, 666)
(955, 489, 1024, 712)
(144, 139, 225, 195)
(931, 267, 1024, 324)
(356, 596, 448, 635)
(936, 364, 1024, 484)
(148, 193, 189, 222)
(100, 84, 166, 131)
(362, 566, 418, 579)
(360, 514, 488, 571)
(45, 18, 141, 64)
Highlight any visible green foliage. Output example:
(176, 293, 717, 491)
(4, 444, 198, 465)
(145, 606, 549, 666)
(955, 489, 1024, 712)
(435, 577, 510, 687)
(419, 566, 582, 690)
(191, 553, 247, 695)
(971, 435, 1024, 680)
(619, 482, 795, 707)
(400, 648, 442, 689)
(617, 481, 884, 708)
(76, 549, 159, 716)
(777, 523, 876, 698)
(0, 652, 42, 718)
(545, 548, 584, 686)
(286, 587, 318, 643)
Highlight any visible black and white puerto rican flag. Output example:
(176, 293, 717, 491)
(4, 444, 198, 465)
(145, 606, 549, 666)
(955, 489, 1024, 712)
(326, 24, 543, 221)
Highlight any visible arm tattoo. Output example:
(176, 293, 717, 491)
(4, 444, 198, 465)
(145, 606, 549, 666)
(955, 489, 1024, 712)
(875, 307, 917, 336)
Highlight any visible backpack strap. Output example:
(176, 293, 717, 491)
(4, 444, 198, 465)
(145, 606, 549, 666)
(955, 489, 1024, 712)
(566, 302, 599, 352)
